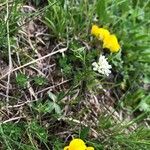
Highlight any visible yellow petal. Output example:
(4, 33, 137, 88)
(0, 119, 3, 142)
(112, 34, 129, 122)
(91, 25, 101, 37)
(103, 34, 120, 52)
(87, 147, 94, 150)
(91, 25, 110, 41)
(64, 146, 69, 150)
(64, 139, 94, 150)
(98, 28, 110, 41)
(69, 139, 86, 150)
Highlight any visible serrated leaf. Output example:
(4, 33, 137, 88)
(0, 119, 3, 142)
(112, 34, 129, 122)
(139, 95, 150, 112)
(16, 73, 28, 88)
(139, 102, 150, 112)
(143, 75, 150, 84)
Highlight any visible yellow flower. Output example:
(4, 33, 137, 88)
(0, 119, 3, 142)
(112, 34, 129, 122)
(103, 34, 120, 52)
(98, 28, 110, 41)
(91, 25, 100, 37)
(91, 25, 121, 53)
(91, 25, 110, 41)
(64, 139, 94, 150)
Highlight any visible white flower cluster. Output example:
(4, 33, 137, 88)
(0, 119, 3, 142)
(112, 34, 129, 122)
(92, 55, 112, 76)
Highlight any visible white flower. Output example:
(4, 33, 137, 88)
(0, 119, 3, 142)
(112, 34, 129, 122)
(92, 55, 112, 76)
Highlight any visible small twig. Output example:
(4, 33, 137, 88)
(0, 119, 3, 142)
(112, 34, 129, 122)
(1, 116, 24, 124)
(0, 47, 67, 80)
(5, 0, 13, 110)
(0, 83, 7, 89)
(1, 99, 37, 110)
(60, 117, 99, 138)
(36, 79, 71, 94)
(29, 66, 46, 77)
(27, 81, 38, 101)
(0, 92, 17, 99)
(0, 1, 13, 7)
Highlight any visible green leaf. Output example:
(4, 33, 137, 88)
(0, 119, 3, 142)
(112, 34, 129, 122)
(33, 101, 55, 113)
(139, 95, 150, 112)
(143, 75, 150, 84)
(48, 91, 57, 102)
(33, 76, 47, 86)
(54, 103, 61, 115)
(139, 102, 150, 112)
(27, 121, 48, 142)
(16, 73, 28, 88)
(47, 101, 55, 113)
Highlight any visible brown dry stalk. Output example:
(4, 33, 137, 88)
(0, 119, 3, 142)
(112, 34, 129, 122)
(0, 48, 67, 80)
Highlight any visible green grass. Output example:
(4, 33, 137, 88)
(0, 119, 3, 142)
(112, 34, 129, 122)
(0, 0, 150, 149)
